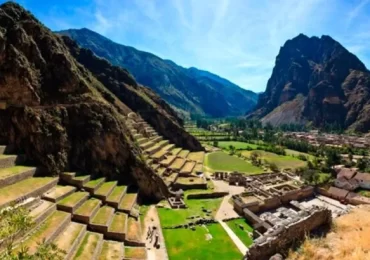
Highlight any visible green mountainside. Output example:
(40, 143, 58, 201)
(57, 28, 258, 118)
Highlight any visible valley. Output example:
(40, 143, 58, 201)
(0, 1, 370, 260)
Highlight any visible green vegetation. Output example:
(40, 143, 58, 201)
(204, 152, 263, 174)
(75, 199, 101, 216)
(241, 150, 306, 169)
(217, 141, 259, 150)
(0, 206, 66, 259)
(84, 177, 105, 189)
(95, 181, 117, 196)
(357, 189, 370, 198)
(109, 213, 127, 232)
(0, 177, 57, 206)
(0, 166, 34, 179)
(158, 198, 222, 227)
(91, 206, 113, 225)
(163, 224, 242, 260)
(107, 185, 127, 203)
(75, 232, 100, 259)
(58, 192, 88, 207)
(225, 218, 254, 247)
(119, 193, 137, 210)
(125, 247, 146, 259)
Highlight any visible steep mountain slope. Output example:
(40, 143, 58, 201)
(248, 34, 370, 132)
(57, 28, 257, 117)
(0, 2, 197, 199)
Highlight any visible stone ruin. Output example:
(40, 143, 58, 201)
(244, 205, 332, 260)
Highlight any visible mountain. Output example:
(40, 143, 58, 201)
(0, 2, 202, 199)
(57, 28, 258, 118)
(248, 34, 370, 132)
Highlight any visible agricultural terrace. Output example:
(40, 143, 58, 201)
(241, 150, 306, 169)
(158, 197, 223, 227)
(204, 152, 263, 174)
(225, 218, 254, 247)
(163, 224, 242, 260)
(285, 149, 315, 160)
(216, 141, 259, 150)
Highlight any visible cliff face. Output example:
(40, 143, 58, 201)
(248, 34, 370, 132)
(62, 37, 203, 151)
(57, 28, 257, 117)
(0, 2, 173, 199)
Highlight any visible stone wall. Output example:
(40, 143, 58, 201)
(245, 208, 332, 260)
(186, 191, 228, 199)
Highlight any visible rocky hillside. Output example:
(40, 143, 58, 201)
(57, 28, 258, 118)
(0, 2, 198, 199)
(248, 34, 370, 132)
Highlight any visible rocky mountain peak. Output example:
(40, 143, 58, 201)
(248, 34, 370, 132)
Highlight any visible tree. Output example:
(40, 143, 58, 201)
(213, 140, 218, 147)
(269, 163, 279, 172)
(325, 149, 341, 169)
(356, 158, 368, 171)
(250, 151, 261, 166)
(0, 206, 65, 260)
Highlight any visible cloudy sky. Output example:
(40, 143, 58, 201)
(5, 0, 370, 92)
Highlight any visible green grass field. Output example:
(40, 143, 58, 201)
(285, 149, 315, 160)
(216, 141, 259, 150)
(225, 218, 254, 247)
(204, 152, 263, 174)
(163, 224, 242, 260)
(158, 198, 223, 227)
(241, 150, 306, 169)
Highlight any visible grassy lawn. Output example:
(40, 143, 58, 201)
(217, 141, 259, 150)
(285, 149, 315, 160)
(225, 218, 254, 247)
(158, 198, 223, 227)
(205, 152, 263, 174)
(163, 224, 242, 260)
(241, 150, 306, 169)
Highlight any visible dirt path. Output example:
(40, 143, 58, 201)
(141, 206, 169, 260)
(219, 220, 248, 255)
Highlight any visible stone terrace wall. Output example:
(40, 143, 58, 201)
(245, 208, 332, 260)
(186, 191, 228, 199)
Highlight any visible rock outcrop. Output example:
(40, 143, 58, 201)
(248, 34, 370, 132)
(62, 37, 203, 151)
(0, 1, 205, 199)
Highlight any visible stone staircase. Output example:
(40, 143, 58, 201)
(127, 113, 207, 191)
(0, 144, 147, 259)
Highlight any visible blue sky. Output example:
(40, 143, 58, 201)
(4, 0, 370, 92)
